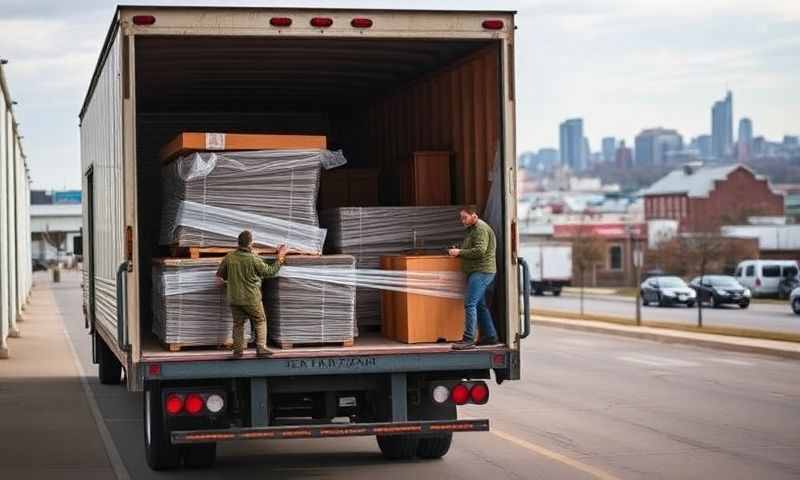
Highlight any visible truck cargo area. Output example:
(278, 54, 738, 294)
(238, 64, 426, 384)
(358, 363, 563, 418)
(134, 35, 508, 356)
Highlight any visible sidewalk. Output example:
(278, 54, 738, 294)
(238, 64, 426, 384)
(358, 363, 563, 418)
(0, 276, 116, 479)
(534, 315, 800, 359)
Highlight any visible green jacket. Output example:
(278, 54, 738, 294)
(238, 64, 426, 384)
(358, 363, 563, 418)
(460, 219, 497, 274)
(216, 248, 281, 306)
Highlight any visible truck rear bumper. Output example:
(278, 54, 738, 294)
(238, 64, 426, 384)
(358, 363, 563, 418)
(172, 419, 490, 444)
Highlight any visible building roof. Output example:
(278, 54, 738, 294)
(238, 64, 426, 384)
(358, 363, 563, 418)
(642, 164, 769, 198)
(31, 204, 82, 217)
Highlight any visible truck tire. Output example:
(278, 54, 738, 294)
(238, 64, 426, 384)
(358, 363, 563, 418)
(417, 434, 452, 459)
(96, 333, 122, 385)
(377, 435, 419, 460)
(182, 443, 217, 468)
(144, 382, 181, 470)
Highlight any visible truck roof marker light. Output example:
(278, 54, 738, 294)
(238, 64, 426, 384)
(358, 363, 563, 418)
(451, 384, 470, 405)
(132, 15, 156, 26)
(148, 364, 161, 377)
(270, 17, 292, 27)
(165, 394, 184, 415)
(310, 17, 334, 28)
(470, 383, 490, 405)
(185, 394, 205, 415)
(351, 18, 373, 28)
(482, 20, 504, 30)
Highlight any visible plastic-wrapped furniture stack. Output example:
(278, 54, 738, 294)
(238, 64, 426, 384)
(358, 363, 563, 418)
(320, 206, 466, 331)
(152, 258, 233, 350)
(264, 255, 356, 347)
(159, 149, 346, 254)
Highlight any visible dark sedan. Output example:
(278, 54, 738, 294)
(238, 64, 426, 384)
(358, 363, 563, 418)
(689, 275, 751, 308)
(640, 276, 697, 307)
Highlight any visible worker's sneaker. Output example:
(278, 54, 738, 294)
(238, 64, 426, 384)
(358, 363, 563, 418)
(476, 336, 499, 346)
(256, 348, 272, 358)
(230, 350, 244, 360)
(452, 339, 476, 350)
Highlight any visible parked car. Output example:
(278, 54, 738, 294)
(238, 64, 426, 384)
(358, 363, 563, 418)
(735, 260, 799, 297)
(32, 259, 47, 272)
(689, 275, 751, 309)
(640, 276, 696, 307)
(790, 287, 800, 315)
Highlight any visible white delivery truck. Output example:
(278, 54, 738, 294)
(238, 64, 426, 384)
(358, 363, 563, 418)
(79, 5, 530, 471)
(520, 242, 572, 296)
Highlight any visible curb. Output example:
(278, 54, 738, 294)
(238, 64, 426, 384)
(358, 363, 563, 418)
(533, 316, 800, 360)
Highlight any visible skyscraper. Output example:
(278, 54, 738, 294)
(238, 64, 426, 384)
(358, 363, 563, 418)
(693, 135, 712, 159)
(615, 140, 633, 169)
(711, 91, 733, 160)
(602, 137, 617, 163)
(634, 128, 683, 166)
(559, 118, 584, 171)
(737, 118, 753, 162)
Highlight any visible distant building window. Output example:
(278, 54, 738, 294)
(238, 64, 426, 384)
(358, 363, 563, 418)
(608, 245, 623, 270)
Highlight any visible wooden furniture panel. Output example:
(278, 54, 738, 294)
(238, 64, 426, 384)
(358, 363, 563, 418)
(160, 132, 327, 162)
(408, 151, 452, 206)
(381, 254, 463, 344)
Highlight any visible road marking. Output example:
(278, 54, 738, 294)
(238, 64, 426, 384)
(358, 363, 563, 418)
(492, 429, 622, 480)
(617, 354, 699, 367)
(706, 358, 754, 366)
(59, 299, 131, 480)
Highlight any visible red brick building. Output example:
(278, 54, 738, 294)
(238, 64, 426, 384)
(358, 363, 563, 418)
(643, 163, 783, 232)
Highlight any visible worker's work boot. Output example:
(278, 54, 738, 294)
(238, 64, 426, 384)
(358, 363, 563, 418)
(230, 350, 244, 360)
(452, 339, 476, 351)
(476, 336, 499, 346)
(256, 347, 272, 358)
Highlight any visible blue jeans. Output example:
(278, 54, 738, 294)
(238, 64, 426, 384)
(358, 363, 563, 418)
(463, 272, 497, 342)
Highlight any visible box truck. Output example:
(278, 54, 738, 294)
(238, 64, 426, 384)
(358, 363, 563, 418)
(79, 6, 529, 470)
(520, 242, 572, 296)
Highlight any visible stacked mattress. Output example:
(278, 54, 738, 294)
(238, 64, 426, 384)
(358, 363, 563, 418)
(159, 149, 346, 254)
(264, 255, 356, 346)
(320, 207, 466, 330)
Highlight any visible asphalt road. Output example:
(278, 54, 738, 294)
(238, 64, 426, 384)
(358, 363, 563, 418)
(52, 276, 800, 479)
(534, 293, 800, 333)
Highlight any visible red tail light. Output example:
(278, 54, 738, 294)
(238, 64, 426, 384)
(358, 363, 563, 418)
(310, 17, 333, 28)
(351, 18, 373, 28)
(132, 15, 156, 26)
(451, 384, 470, 405)
(165, 394, 184, 415)
(470, 383, 489, 404)
(270, 17, 292, 27)
(482, 20, 504, 30)
(185, 394, 205, 415)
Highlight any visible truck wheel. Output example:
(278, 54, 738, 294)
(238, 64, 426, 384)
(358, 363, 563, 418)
(144, 382, 181, 470)
(96, 333, 122, 385)
(377, 435, 419, 460)
(182, 444, 217, 468)
(417, 434, 452, 459)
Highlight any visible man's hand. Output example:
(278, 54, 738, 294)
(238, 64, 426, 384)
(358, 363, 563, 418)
(448, 248, 461, 257)
(277, 244, 289, 262)
(214, 275, 224, 287)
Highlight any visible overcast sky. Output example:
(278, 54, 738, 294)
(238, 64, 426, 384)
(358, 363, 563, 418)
(1, 0, 798, 190)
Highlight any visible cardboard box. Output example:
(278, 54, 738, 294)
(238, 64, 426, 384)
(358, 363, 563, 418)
(160, 132, 328, 162)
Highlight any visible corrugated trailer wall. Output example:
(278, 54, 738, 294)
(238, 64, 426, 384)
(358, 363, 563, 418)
(361, 44, 500, 211)
(0, 63, 32, 359)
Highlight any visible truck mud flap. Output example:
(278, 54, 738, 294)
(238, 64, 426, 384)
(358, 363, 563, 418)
(172, 419, 490, 444)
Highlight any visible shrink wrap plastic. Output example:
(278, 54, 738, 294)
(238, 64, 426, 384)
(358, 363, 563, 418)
(160, 149, 346, 253)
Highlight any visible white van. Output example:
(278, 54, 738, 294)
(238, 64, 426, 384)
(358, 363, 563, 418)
(735, 260, 799, 297)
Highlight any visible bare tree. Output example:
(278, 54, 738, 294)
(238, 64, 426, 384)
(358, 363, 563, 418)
(571, 220, 607, 317)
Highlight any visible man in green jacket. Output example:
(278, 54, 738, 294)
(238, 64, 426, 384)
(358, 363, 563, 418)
(216, 230, 288, 358)
(448, 207, 498, 350)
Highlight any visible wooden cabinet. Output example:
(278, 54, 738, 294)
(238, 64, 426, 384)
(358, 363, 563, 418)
(380, 254, 464, 343)
(403, 151, 452, 206)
